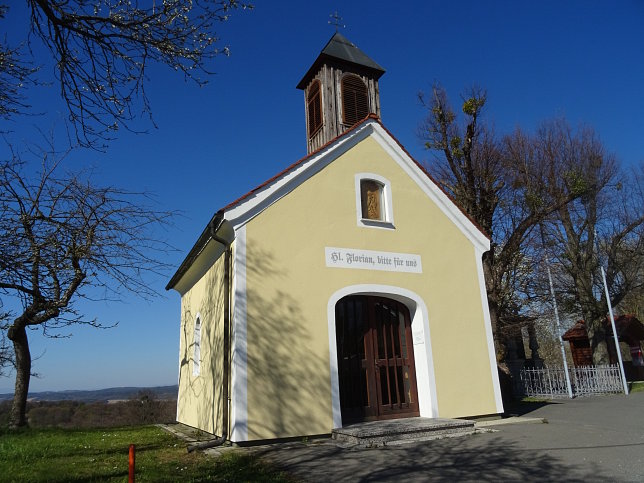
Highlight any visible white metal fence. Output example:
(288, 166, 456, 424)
(520, 365, 623, 398)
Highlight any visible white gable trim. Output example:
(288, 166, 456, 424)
(223, 119, 489, 253)
(368, 124, 489, 252)
(225, 122, 374, 228)
(475, 246, 504, 413)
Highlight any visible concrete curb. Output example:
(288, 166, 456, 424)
(475, 416, 547, 428)
(157, 423, 209, 444)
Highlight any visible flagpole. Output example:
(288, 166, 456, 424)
(545, 261, 573, 398)
(600, 266, 629, 395)
(540, 224, 573, 397)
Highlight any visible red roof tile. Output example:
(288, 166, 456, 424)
(220, 114, 489, 239)
(220, 114, 379, 213)
(562, 315, 644, 341)
(167, 114, 489, 290)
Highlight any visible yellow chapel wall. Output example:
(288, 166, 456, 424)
(176, 242, 227, 436)
(243, 135, 498, 440)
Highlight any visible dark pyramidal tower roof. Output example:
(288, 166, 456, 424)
(297, 32, 385, 89)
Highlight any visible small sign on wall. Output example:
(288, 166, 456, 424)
(325, 247, 422, 273)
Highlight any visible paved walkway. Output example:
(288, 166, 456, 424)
(252, 392, 644, 482)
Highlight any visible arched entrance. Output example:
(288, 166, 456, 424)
(335, 295, 420, 423)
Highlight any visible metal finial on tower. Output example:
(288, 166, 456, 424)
(328, 11, 345, 32)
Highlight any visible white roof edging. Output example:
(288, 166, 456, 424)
(224, 119, 489, 252)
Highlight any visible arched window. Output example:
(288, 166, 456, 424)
(307, 80, 323, 138)
(360, 179, 384, 221)
(193, 316, 201, 376)
(342, 74, 369, 126)
(355, 173, 394, 229)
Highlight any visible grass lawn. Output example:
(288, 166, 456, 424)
(630, 381, 644, 393)
(0, 425, 292, 482)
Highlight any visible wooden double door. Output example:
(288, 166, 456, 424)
(335, 295, 420, 424)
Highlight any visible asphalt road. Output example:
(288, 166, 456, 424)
(254, 391, 644, 482)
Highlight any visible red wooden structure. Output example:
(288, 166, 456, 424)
(562, 315, 644, 381)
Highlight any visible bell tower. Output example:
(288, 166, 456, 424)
(297, 33, 385, 154)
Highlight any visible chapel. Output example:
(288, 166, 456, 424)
(167, 33, 503, 443)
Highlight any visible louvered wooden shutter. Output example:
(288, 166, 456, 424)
(307, 81, 322, 138)
(342, 75, 369, 126)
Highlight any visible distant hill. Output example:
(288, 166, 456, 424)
(0, 385, 178, 402)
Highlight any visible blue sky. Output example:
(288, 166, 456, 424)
(1, 1, 643, 392)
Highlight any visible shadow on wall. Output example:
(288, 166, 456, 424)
(244, 247, 331, 439)
(177, 257, 226, 436)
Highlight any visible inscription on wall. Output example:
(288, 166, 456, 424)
(325, 247, 422, 274)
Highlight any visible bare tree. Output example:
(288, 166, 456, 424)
(0, 321, 12, 375)
(1, 0, 251, 147)
(0, 0, 250, 427)
(0, 146, 173, 428)
(619, 260, 644, 321)
(419, 87, 592, 362)
(541, 146, 644, 364)
(0, 6, 39, 121)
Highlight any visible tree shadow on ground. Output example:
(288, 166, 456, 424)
(253, 433, 611, 482)
(503, 399, 560, 417)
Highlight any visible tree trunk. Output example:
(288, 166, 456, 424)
(488, 300, 505, 360)
(585, 318, 611, 365)
(482, 250, 504, 360)
(575, 272, 610, 364)
(8, 324, 31, 428)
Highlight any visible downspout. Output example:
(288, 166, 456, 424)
(188, 216, 232, 452)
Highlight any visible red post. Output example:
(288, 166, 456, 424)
(128, 444, 135, 483)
